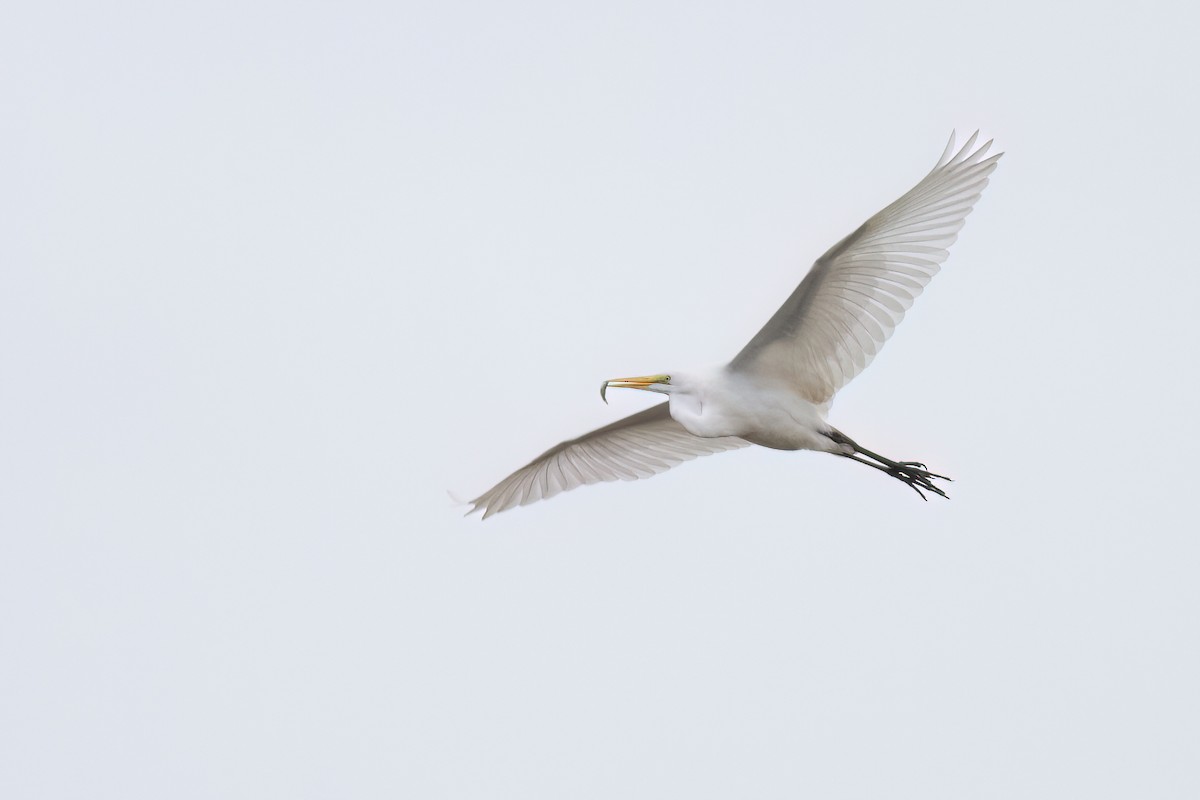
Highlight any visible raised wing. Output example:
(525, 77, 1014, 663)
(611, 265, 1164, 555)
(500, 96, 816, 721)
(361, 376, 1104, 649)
(729, 131, 1001, 405)
(469, 403, 748, 519)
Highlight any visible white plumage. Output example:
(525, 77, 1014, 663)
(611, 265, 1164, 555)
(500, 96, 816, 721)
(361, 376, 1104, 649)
(470, 132, 1000, 518)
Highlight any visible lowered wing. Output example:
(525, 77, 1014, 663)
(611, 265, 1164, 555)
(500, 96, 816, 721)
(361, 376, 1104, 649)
(469, 403, 748, 519)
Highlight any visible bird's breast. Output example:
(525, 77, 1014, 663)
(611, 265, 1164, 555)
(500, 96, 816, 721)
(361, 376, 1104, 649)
(670, 386, 832, 452)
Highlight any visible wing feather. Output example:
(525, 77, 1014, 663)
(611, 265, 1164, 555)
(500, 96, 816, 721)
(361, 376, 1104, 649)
(729, 132, 1001, 404)
(469, 403, 748, 519)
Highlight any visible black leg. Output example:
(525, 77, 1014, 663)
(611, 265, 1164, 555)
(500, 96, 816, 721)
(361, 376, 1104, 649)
(828, 430, 951, 500)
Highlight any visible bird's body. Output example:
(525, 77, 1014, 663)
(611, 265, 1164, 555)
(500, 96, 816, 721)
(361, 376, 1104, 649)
(659, 367, 835, 453)
(469, 132, 1000, 518)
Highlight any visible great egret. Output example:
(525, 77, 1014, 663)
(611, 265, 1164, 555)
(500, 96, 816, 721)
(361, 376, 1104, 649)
(469, 132, 1000, 518)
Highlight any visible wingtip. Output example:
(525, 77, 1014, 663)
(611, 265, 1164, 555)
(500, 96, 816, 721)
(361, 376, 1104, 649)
(935, 130, 957, 168)
(948, 130, 980, 166)
(449, 489, 489, 520)
(936, 129, 1003, 170)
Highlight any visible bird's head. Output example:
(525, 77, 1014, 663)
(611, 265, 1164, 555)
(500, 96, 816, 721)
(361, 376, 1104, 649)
(599, 373, 675, 404)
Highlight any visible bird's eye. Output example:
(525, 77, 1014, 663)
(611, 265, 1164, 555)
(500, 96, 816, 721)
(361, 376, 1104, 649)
(664, 375, 671, 383)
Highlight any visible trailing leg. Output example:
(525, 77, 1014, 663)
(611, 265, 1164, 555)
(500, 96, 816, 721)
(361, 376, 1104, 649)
(827, 430, 951, 500)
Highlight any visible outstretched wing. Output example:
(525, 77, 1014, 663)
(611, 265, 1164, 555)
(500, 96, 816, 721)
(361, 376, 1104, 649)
(469, 403, 748, 519)
(729, 131, 1001, 405)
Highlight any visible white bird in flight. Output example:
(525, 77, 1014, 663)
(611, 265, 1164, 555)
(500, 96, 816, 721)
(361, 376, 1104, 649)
(469, 132, 1000, 519)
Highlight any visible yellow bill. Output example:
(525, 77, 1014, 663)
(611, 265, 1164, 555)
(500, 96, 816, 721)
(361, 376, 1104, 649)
(600, 374, 671, 404)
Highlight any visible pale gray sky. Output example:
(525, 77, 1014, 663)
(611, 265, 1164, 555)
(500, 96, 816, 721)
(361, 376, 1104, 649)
(3, 1, 1198, 798)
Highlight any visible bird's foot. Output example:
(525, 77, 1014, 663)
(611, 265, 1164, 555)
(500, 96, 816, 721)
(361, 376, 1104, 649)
(886, 462, 951, 501)
(830, 431, 954, 501)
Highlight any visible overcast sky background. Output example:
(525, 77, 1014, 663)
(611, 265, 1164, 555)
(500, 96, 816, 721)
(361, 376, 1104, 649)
(3, 1, 1199, 797)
